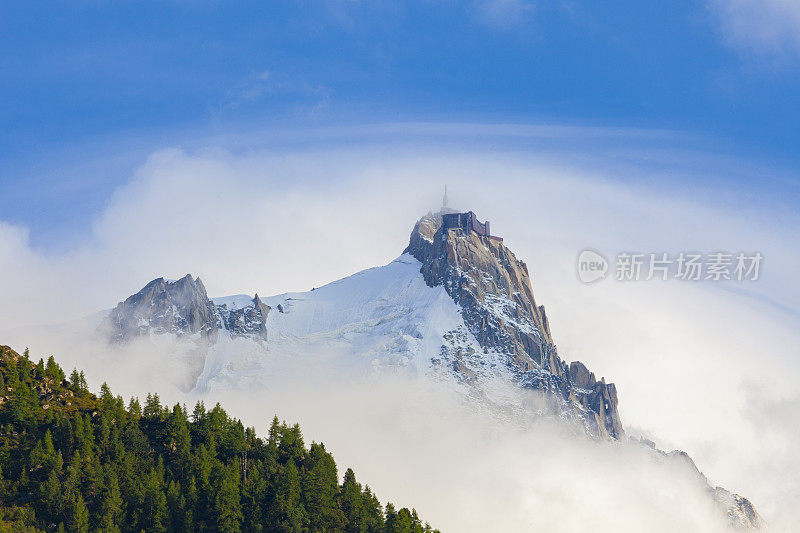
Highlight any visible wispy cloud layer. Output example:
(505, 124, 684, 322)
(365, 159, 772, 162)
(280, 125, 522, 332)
(709, 0, 800, 57)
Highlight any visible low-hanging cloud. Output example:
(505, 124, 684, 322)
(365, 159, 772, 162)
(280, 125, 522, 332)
(1, 133, 799, 529)
(210, 374, 737, 533)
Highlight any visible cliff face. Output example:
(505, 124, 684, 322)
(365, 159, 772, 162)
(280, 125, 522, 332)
(106, 275, 219, 342)
(219, 294, 271, 338)
(405, 211, 624, 440)
(105, 275, 269, 343)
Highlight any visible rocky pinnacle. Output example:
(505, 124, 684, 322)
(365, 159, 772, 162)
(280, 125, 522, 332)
(405, 211, 624, 439)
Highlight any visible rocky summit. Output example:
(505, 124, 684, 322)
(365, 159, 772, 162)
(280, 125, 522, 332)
(406, 211, 623, 439)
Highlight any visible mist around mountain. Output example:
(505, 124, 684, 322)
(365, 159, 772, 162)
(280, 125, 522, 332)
(86, 208, 764, 531)
(0, 190, 781, 531)
(101, 211, 625, 439)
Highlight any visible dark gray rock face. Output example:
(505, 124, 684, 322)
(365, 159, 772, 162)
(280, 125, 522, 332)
(106, 275, 219, 342)
(105, 276, 269, 343)
(218, 294, 270, 338)
(568, 361, 596, 389)
(405, 211, 624, 440)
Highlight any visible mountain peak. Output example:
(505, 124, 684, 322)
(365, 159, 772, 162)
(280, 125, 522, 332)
(104, 274, 272, 346)
(406, 209, 623, 439)
(106, 274, 217, 342)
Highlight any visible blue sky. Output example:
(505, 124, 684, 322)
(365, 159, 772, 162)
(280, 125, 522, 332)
(2, 0, 800, 247)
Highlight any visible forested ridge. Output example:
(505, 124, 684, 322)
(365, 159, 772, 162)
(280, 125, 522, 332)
(0, 345, 438, 533)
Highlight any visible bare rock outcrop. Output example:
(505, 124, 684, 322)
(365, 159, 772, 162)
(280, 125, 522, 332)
(106, 274, 219, 342)
(104, 275, 270, 343)
(219, 294, 271, 338)
(405, 211, 624, 439)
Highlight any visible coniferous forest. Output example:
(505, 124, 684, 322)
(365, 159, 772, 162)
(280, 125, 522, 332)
(0, 345, 438, 533)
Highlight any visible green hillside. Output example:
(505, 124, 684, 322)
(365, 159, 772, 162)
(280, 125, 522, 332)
(0, 345, 437, 533)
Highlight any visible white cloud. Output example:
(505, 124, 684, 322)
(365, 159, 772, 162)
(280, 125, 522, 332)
(709, 0, 800, 57)
(1, 132, 799, 529)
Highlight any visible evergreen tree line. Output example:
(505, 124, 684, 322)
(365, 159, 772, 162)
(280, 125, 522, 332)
(0, 345, 438, 533)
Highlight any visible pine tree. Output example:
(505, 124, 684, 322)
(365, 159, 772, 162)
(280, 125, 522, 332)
(128, 396, 142, 417)
(29, 438, 47, 473)
(303, 442, 345, 531)
(192, 400, 207, 424)
(185, 476, 199, 530)
(69, 368, 80, 389)
(396, 507, 417, 533)
(241, 458, 267, 532)
(141, 464, 168, 532)
(99, 412, 112, 453)
(214, 462, 243, 533)
(385, 502, 398, 532)
(97, 466, 123, 531)
(166, 479, 183, 531)
(45, 355, 65, 382)
(143, 393, 163, 420)
(8, 373, 39, 426)
(278, 423, 305, 464)
(100, 382, 113, 405)
(361, 485, 384, 533)
(341, 468, 363, 532)
(37, 469, 62, 523)
(168, 403, 192, 480)
(43, 430, 56, 462)
(270, 458, 307, 531)
(66, 492, 90, 533)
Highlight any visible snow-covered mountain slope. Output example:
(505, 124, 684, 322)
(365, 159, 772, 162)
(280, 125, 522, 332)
(196, 254, 481, 392)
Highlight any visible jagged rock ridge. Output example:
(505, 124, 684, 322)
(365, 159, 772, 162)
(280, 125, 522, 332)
(105, 275, 269, 343)
(106, 275, 218, 341)
(405, 211, 623, 439)
(218, 294, 271, 338)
